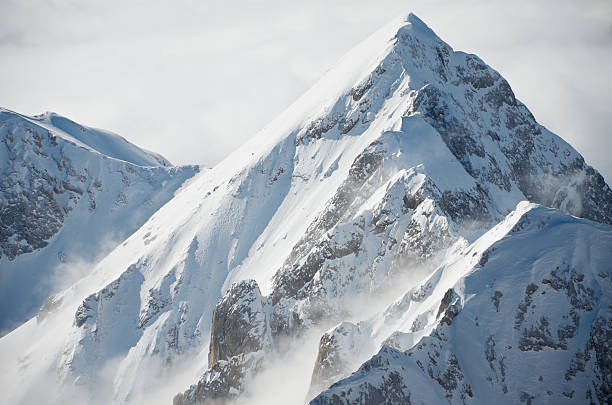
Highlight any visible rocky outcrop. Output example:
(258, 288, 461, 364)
(309, 322, 374, 398)
(208, 280, 269, 365)
(174, 352, 264, 405)
(175, 280, 271, 404)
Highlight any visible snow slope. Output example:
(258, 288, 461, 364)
(1, 13, 611, 405)
(0, 108, 198, 334)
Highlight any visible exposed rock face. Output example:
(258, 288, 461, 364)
(174, 353, 263, 405)
(1, 122, 68, 260)
(208, 280, 269, 365)
(309, 322, 374, 397)
(175, 280, 271, 404)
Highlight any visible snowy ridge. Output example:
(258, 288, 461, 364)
(0, 12, 611, 405)
(7, 108, 172, 167)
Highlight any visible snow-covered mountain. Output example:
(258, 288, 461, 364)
(1, 13, 610, 405)
(0, 108, 198, 334)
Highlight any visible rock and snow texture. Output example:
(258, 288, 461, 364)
(1, 12, 611, 405)
(310, 203, 612, 404)
(0, 108, 198, 333)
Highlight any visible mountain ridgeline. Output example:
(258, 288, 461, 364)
(1, 13, 611, 405)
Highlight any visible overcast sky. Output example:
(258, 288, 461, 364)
(1, 0, 611, 182)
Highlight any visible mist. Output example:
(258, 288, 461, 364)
(239, 329, 325, 405)
(0, 233, 122, 336)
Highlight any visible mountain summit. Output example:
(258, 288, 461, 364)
(1, 13, 611, 405)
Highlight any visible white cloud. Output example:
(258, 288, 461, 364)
(0, 0, 610, 181)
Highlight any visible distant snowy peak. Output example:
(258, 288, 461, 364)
(0, 108, 198, 334)
(1, 108, 171, 167)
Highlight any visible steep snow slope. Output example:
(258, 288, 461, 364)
(310, 203, 612, 404)
(0, 108, 198, 334)
(1, 13, 611, 405)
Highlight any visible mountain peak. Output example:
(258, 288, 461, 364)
(1, 108, 172, 167)
(2, 13, 611, 405)
(404, 12, 438, 38)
